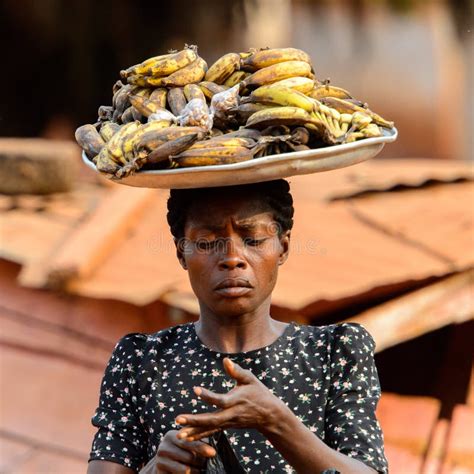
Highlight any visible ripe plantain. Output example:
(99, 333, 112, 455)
(112, 84, 132, 121)
(124, 48, 197, 78)
(248, 85, 316, 113)
(159, 57, 208, 87)
(205, 52, 241, 84)
(95, 147, 121, 175)
(268, 76, 315, 94)
(122, 53, 174, 77)
(75, 124, 106, 158)
(167, 87, 187, 115)
(198, 81, 228, 100)
(321, 97, 394, 128)
(245, 106, 322, 129)
(99, 121, 121, 142)
(224, 70, 249, 88)
(230, 102, 276, 122)
(146, 133, 200, 165)
(241, 61, 313, 89)
(116, 133, 200, 178)
(241, 47, 312, 71)
(129, 94, 167, 117)
(149, 88, 168, 108)
(308, 84, 353, 100)
(135, 126, 208, 158)
(106, 121, 141, 165)
(184, 83, 206, 102)
(188, 135, 256, 150)
(121, 106, 135, 123)
(172, 145, 255, 167)
(147, 47, 198, 77)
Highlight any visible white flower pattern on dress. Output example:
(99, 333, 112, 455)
(88, 322, 388, 473)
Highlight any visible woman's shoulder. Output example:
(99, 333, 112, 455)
(111, 322, 193, 357)
(292, 321, 376, 352)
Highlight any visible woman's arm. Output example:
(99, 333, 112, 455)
(87, 460, 136, 474)
(261, 402, 377, 473)
(175, 356, 382, 473)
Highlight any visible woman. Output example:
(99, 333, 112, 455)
(87, 179, 388, 474)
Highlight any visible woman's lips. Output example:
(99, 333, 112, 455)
(214, 286, 253, 298)
(213, 278, 253, 298)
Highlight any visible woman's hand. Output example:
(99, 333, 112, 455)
(175, 358, 286, 442)
(153, 429, 216, 473)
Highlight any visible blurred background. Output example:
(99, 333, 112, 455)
(0, 0, 473, 473)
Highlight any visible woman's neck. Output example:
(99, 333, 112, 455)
(194, 302, 288, 353)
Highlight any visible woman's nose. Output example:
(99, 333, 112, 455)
(217, 239, 247, 270)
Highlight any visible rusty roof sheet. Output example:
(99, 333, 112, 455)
(1, 156, 472, 315)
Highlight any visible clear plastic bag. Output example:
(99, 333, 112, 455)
(177, 98, 213, 131)
(210, 84, 240, 123)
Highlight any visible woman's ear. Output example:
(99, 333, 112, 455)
(278, 230, 291, 265)
(174, 238, 188, 270)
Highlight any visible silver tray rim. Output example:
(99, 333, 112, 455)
(82, 127, 398, 189)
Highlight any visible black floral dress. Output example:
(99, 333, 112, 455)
(88, 321, 388, 473)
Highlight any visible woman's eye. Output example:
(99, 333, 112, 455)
(244, 238, 266, 246)
(195, 239, 217, 250)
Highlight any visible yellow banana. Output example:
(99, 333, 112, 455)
(184, 84, 206, 102)
(136, 126, 208, 158)
(268, 76, 315, 94)
(124, 48, 197, 78)
(245, 106, 322, 129)
(308, 84, 353, 100)
(361, 123, 382, 137)
(99, 121, 121, 142)
(159, 57, 208, 87)
(147, 48, 198, 77)
(95, 147, 121, 175)
(321, 97, 394, 128)
(132, 87, 152, 98)
(75, 124, 105, 158)
(167, 87, 187, 115)
(339, 113, 353, 134)
(205, 53, 241, 84)
(145, 133, 200, 166)
(231, 103, 276, 122)
(242, 48, 312, 70)
(242, 61, 312, 89)
(129, 94, 167, 117)
(149, 88, 168, 108)
(188, 136, 256, 149)
(224, 70, 249, 88)
(248, 85, 316, 113)
(198, 81, 228, 100)
(172, 146, 255, 167)
(127, 74, 178, 87)
(106, 121, 141, 165)
(121, 53, 174, 77)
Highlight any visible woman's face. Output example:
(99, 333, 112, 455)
(175, 192, 290, 318)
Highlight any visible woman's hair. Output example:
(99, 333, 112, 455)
(166, 179, 294, 240)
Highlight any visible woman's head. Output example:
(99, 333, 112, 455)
(166, 179, 294, 318)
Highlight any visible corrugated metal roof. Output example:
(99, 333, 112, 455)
(1, 157, 472, 317)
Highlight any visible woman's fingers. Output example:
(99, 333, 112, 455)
(176, 408, 233, 428)
(174, 437, 216, 459)
(156, 455, 201, 473)
(223, 357, 254, 384)
(177, 426, 222, 441)
(157, 431, 216, 471)
(193, 386, 231, 408)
